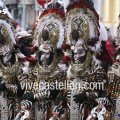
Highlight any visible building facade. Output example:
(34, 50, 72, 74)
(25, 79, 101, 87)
(102, 0, 120, 36)
(18, 0, 36, 29)
(5, 0, 120, 34)
(6, 0, 37, 30)
(6, 0, 19, 19)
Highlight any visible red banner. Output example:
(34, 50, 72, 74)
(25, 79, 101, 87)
(37, 0, 51, 6)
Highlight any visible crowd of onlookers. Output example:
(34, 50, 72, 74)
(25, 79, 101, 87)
(14, 17, 34, 36)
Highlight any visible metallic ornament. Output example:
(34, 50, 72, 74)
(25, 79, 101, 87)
(0, 95, 9, 120)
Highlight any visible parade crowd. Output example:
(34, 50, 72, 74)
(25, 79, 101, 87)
(0, 0, 120, 120)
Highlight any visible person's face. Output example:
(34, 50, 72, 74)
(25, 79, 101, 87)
(72, 30, 79, 41)
(42, 30, 49, 41)
(72, 33, 79, 41)
(25, 39, 32, 46)
(74, 44, 86, 63)
(72, 34, 76, 40)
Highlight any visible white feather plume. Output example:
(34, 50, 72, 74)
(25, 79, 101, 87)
(58, 63, 67, 71)
(92, 55, 101, 66)
(38, 10, 43, 19)
(31, 54, 36, 58)
(22, 67, 29, 75)
(95, 41, 101, 53)
(23, 61, 30, 67)
(3, 8, 12, 19)
(99, 22, 108, 41)
(116, 55, 120, 60)
(92, 0, 99, 12)
(62, 0, 70, 13)
(67, 64, 72, 79)
(17, 52, 26, 58)
(0, 1, 12, 19)
(0, 19, 16, 44)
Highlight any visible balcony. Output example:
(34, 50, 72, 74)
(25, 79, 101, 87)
(19, 0, 35, 5)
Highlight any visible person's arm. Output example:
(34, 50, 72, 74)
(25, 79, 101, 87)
(73, 90, 98, 104)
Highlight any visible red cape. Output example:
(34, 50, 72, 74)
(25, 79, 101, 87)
(97, 40, 116, 62)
